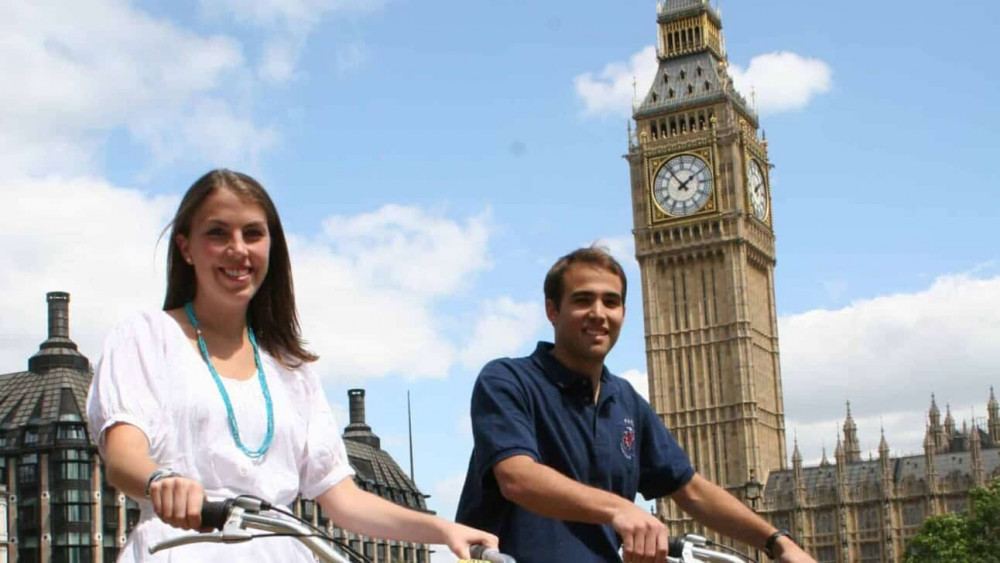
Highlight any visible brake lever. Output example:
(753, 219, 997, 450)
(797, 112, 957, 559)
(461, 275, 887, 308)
(149, 506, 253, 555)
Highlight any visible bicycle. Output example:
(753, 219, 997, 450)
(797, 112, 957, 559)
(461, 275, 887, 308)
(148, 494, 516, 563)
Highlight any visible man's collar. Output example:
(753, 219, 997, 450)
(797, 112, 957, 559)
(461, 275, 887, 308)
(531, 342, 617, 401)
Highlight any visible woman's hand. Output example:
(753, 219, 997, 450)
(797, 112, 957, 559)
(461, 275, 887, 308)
(440, 521, 499, 560)
(149, 475, 206, 531)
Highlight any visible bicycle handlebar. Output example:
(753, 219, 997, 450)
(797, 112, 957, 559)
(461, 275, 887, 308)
(149, 497, 517, 563)
(666, 534, 757, 563)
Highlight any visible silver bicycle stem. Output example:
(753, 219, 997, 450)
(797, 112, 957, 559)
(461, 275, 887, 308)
(666, 534, 752, 563)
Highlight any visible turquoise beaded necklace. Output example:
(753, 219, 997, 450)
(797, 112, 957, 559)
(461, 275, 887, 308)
(185, 302, 274, 459)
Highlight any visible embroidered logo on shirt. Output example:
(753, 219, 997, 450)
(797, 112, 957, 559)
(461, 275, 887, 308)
(620, 418, 636, 460)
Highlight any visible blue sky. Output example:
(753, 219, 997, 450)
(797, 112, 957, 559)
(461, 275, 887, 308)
(2, 1, 999, 559)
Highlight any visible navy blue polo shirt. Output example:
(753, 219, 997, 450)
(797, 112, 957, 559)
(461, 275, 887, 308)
(455, 342, 695, 562)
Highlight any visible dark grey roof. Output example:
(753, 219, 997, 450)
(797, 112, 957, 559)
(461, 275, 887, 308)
(634, 52, 757, 126)
(766, 445, 1000, 500)
(0, 366, 93, 452)
(345, 439, 430, 512)
(766, 460, 883, 497)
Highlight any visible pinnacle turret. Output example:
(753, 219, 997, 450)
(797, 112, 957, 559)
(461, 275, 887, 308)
(944, 404, 956, 436)
(879, 426, 890, 458)
(924, 425, 935, 448)
(843, 401, 862, 464)
(970, 418, 984, 486)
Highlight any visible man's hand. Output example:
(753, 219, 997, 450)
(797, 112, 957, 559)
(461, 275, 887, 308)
(774, 536, 817, 563)
(612, 502, 669, 563)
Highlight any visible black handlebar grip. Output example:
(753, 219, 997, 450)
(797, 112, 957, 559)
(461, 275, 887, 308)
(201, 499, 234, 531)
(667, 536, 685, 558)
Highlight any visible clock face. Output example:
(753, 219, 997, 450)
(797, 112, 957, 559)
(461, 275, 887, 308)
(747, 159, 768, 220)
(652, 154, 713, 217)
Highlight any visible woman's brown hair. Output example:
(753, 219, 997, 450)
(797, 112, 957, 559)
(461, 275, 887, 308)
(163, 169, 317, 367)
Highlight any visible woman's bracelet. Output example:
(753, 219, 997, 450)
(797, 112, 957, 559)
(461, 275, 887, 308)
(145, 468, 181, 498)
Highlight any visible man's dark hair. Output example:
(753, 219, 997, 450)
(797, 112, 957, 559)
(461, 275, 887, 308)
(543, 246, 627, 309)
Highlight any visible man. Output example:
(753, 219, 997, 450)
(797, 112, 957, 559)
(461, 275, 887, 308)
(456, 247, 815, 563)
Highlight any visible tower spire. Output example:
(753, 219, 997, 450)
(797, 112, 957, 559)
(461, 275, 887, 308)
(929, 394, 948, 452)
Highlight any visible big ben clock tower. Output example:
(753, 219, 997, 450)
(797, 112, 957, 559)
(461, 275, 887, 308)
(627, 0, 787, 538)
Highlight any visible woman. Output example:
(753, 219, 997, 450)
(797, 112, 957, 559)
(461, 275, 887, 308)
(86, 169, 497, 561)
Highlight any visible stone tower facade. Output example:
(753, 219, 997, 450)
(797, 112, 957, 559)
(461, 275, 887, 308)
(626, 0, 787, 537)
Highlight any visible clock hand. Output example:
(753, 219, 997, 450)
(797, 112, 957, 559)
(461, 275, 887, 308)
(676, 167, 703, 191)
(664, 167, 685, 185)
(680, 166, 710, 191)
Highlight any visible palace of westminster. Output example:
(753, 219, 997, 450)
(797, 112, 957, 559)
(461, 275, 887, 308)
(1, 1, 998, 562)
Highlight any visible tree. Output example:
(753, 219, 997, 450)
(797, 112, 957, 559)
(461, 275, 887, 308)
(905, 478, 1000, 563)
(965, 478, 1000, 563)
(904, 512, 969, 562)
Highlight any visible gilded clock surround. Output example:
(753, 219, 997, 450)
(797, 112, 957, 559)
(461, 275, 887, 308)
(646, 146, 717, 224)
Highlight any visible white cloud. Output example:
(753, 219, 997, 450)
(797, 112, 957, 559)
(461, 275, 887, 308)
(0, 177, 176, 370)
(621, 369, 649, 401)
(294, 205, 502, 381)
(729, 52, 832, 115)
(321, 205, 492, 297)
(0, 0, 271, 175)
(458, 298, 542, 371)
(593, 235, 639, 274)
(574, 47, 831, 118)
(574, 46, 658, 118)
(204, 0, 385, 28)
(201, 0, 386, 83)
(781, 271, 1000, 461)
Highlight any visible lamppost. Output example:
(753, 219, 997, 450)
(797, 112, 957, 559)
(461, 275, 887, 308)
(744, 469, 763, 562)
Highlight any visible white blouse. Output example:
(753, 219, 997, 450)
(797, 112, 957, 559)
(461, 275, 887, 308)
(86, 310, 354, 562)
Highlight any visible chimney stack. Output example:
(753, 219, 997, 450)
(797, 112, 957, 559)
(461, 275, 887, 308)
(349, 389, 367, 426)
(343, 388, 380, 449)
(47, 291, 71, 340)
(29, 291, 89, 372)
